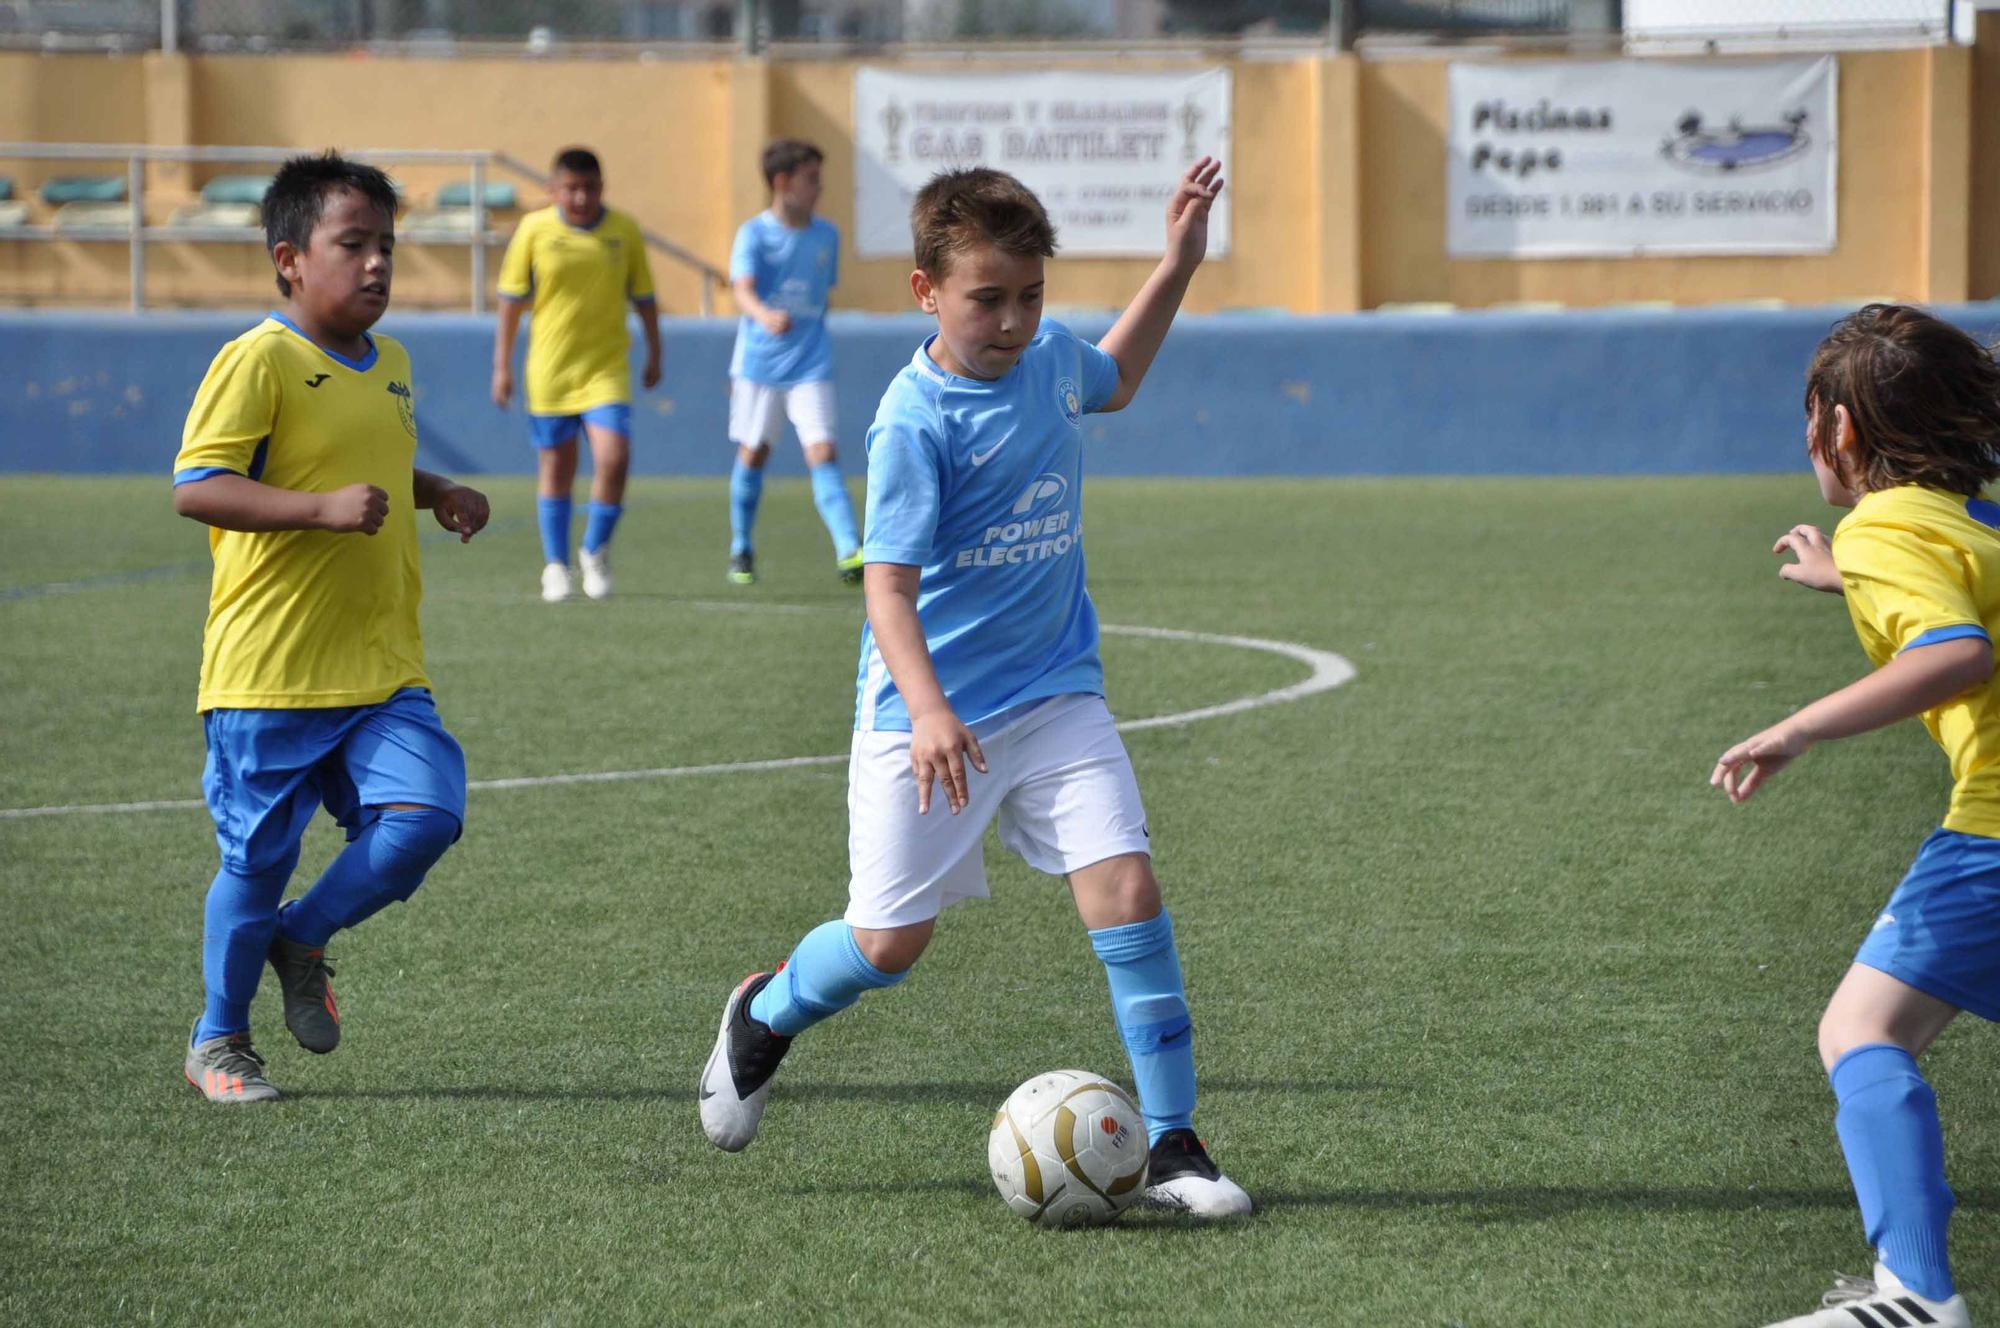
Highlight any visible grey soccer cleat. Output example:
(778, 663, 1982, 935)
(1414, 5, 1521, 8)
(1142, 1129, 1254, 1218)
(698, 971, 792, 1152)
(184, 1030, 282, 1103)
(267, 930, 340, 1054)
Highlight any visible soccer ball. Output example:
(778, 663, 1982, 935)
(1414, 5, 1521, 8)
(987, 1069, 1149, 1227)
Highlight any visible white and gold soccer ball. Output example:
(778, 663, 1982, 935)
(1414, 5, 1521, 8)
(987, 1069, 1149, 1227)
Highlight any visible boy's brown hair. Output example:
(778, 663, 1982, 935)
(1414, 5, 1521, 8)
(1806, 304, 2000, 497)
(910, 168, 1057, 279)
(761, 139, 823, 187)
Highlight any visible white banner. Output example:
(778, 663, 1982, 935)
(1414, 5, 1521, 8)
(1447, 57, 1836, 258)
(852, 67, 1231, 259)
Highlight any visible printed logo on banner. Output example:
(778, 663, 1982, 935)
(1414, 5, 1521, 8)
(1661, 110, 1810, 173)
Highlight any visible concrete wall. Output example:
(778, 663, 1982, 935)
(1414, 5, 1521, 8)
(10, 304, 2000, 478)
(0, 38, 1993, 313)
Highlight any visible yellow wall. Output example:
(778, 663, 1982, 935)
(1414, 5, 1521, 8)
(0, 43, 1986, 312)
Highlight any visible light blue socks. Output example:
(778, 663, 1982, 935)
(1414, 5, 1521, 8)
(809, 460, 860, 557)
(1090, 911, 1196, 1144)
(1831, 1042, 1957, 1301)
(729, 457, 764, 557)
(195, 849, 300, 1044)
(581, 501, 622, 555)
(747, 920, 905, 1037)
(537, 496, 572, 565)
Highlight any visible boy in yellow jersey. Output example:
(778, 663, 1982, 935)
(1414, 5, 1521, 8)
(492, 147, 660, 602)
(172, 152, 490, 1104)
(1713, 305, 2000, 1327)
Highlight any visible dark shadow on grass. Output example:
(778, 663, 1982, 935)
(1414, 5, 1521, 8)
(1253, 1185, 2000, 1223)
(290, 1076, 1387, 1106)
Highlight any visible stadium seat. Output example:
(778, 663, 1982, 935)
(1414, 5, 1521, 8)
(167, 202, 262, 230)
(0, 201, 28, 230)
(52, 200, 133, 231)
(399, 208, 480, 238)
(40, 176, 125, 205)
(200, 175, 271, 206)
(0, 177, 13, 201)
(434, 181, 517, 210)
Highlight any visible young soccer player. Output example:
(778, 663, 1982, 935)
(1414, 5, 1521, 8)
(723, 138, 861, 586)
(492, 147, 660, 602)
(172, 152, 490, 1103)
(1712, 304, 2000, 1327)
(699, 159, 1252, 1217)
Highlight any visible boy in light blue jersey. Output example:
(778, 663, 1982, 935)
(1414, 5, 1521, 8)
(700, 160, 1252, 1217)
(724, 139, 861, 586)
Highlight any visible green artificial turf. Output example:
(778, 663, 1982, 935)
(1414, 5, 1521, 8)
(1, 474, 1993, 1326)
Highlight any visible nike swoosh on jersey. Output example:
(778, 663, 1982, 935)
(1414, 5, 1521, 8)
(969, 439, 1008, 467)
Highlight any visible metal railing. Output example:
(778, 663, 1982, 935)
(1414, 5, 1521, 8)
(0, 142, 724, 315)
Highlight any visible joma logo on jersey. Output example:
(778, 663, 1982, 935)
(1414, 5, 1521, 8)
(387, 380, 416, 438)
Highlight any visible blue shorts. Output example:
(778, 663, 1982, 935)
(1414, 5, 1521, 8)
(201, 688, 467, 876)
(529, 402, 632, 449)
(1853, 827, 2000, 1022)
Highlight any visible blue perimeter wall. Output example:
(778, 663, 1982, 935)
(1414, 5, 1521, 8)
(7, 303, 2000, 478)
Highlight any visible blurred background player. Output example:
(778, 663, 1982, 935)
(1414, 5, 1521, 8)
(1712, 304, 2000, 1328)
(700, 159, 1253, 1218)
(171, 152, 489, 1103)
(724, 139, 861, 586)
(493, 147, 660, 602)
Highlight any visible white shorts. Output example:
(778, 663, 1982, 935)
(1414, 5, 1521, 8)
(728, 378, 837, 450)
(844, 694, 1152, 931)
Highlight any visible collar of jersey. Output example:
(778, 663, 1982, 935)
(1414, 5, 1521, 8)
(911, 335, 1018, 390)
(561, 207, 608, 232)
(269, 312, 378, 373)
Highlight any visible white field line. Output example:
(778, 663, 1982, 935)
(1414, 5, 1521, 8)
(0, 623, 1355, 821)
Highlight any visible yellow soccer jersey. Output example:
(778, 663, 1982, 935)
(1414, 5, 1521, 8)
(496, 206, 656, 415)
(172, 316, 430, 712)
(1836, 485, 2000, 836)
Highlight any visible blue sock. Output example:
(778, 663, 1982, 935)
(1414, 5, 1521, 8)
(729, 458, 764, 557)
(276, 808, 459, 949)
(809, 460, 860, 557)
(747, 920, 906, 1037)
(536, 496, 572, 566)
(195, 849, 299, 1044)
(1831, 1043, 1957, 1301)
(581, 501, 622, 555)
(1090, 911, 1196, 1144)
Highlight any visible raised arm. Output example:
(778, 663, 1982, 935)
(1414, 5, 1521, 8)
(864, 562, 986, 815)
(1095, 157, 1223, 413)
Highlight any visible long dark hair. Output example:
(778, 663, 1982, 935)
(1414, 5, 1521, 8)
(1805, 304, 2000, 497)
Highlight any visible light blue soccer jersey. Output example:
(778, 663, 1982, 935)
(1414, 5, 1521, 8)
(855, 320, 1122, 732)
(729, 212, 839, 388)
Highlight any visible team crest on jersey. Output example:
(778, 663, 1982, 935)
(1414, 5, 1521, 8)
(1056, 376, 1081, 427)
(387, 380, 416, 438)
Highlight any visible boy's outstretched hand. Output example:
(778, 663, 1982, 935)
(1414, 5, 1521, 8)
(433, 483, 491, 543)
(1774, 523, 1842, 593)
(1711, 721, 1812, 804)
(1164, 157, 1224, 272)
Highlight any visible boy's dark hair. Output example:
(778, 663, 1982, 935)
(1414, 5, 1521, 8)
(909, 168, 1057, 279)
(1806, 304, 2000, 498)
(263, 151, 399, 297)
(552, 147, 602, 178)
(761, 139, 824, 187)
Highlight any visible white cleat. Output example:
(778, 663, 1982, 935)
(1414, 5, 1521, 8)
(698, 971, 793, 1153)
(1762, 1262, 1969, 1327)
(579, 546, 612, 600)
(540, 561, 573, 603)
(1141, 1129, 1254, 1218)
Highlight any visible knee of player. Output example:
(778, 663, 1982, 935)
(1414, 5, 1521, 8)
(853, 922, 931, 975)
(375, 805, 462, 867)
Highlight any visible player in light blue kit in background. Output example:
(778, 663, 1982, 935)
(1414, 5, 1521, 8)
(725, 139, 861, 586)
(700, 158, 1253, 1218)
